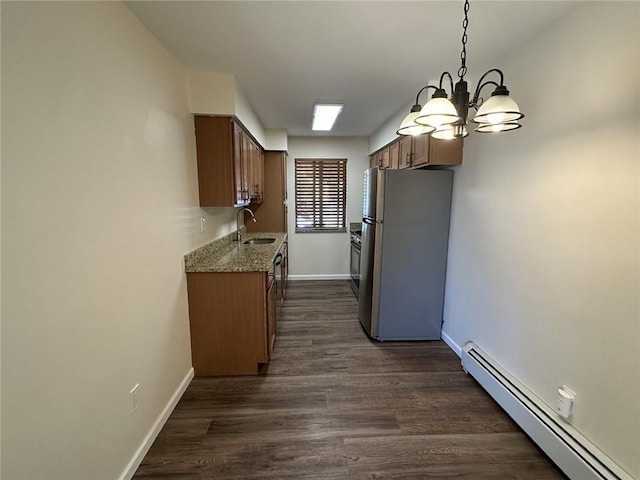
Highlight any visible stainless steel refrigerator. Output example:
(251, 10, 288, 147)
(358, 167, 453, 341)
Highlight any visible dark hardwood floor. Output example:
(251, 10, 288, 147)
(134, 280, 565, 479)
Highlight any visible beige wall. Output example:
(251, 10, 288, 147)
(0, 3, 3, 474)
(442, 2, 639, 477)
(287, 137, 370, 278)
(1, 2, 236, 479)
(188, 72, 277, 150)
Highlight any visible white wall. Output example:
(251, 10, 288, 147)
(188, 72, 273, 150)
(188, 72, 236, 116)
(265, 129, 288, 151)
(368, 101, 411, 154)
(442, 3, 639, 478)
(287, 137, 370, 278)
(234, 82, 267, 148)
(1, 2, 237, 479)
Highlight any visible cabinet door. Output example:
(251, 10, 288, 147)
(186, 271, 266, 376)
(245, 140, 264, 204)
(429, 137, 463, 166)
(240, 130, 251, 203)
(246, 136, 255, 199)
(398, 136, 412, 169)
(246, 151, 287, 233)
(389, 141, 400, 169)
(233, 122, 249, 205)
(253, 145, 264, 202)
(370, 152, 382, 168)
(411, 134, 430, 167)
(266, 275, 276, 356)
(257, 148, 264, 201)
(195, 116, 243, 207)
(283, 153, 288, 234)
(380, 147, 390, 169)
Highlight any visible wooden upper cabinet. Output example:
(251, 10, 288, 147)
(370, 151, 382, 169)
(255, 148, 265, 202)
(246, 151, 288, 233)
(429, 137, 463, 166)
(411, 134, 429, 167)
(398, 136, 412, 169)
(389, 141, 400, 170)
(237, 123, 250, 204)
(194, 115, 266, 207)
(380, 147, 390, 169)
(195, 116, 249, 207)
(372, 134, 463, 170)
(248, 139, 264, 204)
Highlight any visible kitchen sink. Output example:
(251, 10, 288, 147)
(243, 238, 276, 245)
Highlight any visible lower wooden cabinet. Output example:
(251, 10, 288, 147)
(279, 241, 288, 301)
(185, 239, 288, 377)
(186, 271, 273, 376)
(266, 273, 276, 356)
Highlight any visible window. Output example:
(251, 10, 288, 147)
(295, 158, 347, 233)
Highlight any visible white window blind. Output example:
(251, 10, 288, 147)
(295, 158, 347, 233)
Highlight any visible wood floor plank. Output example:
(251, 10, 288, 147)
(133, 280, 565, 480)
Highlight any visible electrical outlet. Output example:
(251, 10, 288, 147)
(556, 385, 575, 419)
(130, 383, 140, 414)
(200, 217, 207, 232)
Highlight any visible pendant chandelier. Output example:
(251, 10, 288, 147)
(397, 0, 524, 139)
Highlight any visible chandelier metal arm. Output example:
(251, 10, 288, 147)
(471, 80, 499, 107)
(471, 68, 505, 103)
(438, 71, 456, 93)
(414, 85, 438, 105)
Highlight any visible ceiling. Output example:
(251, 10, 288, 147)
(124, 1, 576, 137)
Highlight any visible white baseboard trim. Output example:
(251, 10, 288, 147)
(289, 274, 351, 281)
(440, 330, 462, 357)
(118, 367, 194, 480)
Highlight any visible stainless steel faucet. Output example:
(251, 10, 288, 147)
(236, 207, 256, 242)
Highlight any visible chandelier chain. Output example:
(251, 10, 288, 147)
(458, 0, 470, 81)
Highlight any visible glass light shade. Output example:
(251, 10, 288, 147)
(473, 94, 524, 125)
(414, 97, 461, 128)
(431, 124, 469, 140)
(396, 111, 436, 136)
(475, 122, 522, 133)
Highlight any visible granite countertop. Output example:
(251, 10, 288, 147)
(185, 232, 287, 273)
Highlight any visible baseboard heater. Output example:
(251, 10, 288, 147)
(461, 342, 634, 480)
